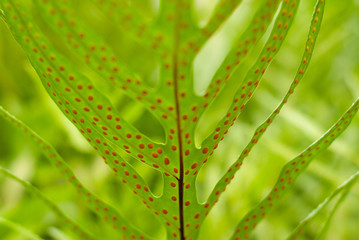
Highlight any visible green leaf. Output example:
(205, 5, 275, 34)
(229, 97, 359, 239)
(197, 0, 244, 43)
(0, 105, 153, 239)
(0, 1, 183, 233)
(0, 1, 176, 177)
(183, 0, 281, 135)
(287, 171, 359, 240)
(0, 167, 97, 240)
(204, 0, 325, 217)
(0, 216, 44, 240)
(33, 0, 172, 121)
(1, 0, 357, 239)
(184, 0, 299, 185)
(200, 0, 300, 153)
(91, 0, 170, 56)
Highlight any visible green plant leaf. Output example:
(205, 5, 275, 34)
(0, 1, 175, 177)
(33, 0, 173, 121)
(191, 0, 280, 93)
(184, 0, 299, 185)
(199, 0, 300, 153)
(0, 167, 97, 240)
(0, 105, 153, 240)
(90, 0, 169, 56)
(195, 0, 244, 45)
(204, 0, 325, 218)
(0, 216, 44, 240)
(229, 97, 359, 239)
(1, 0, 357, 239)
(0, 1, 185, 238)
(0, 1, 184, 233)
(287, 171, 359, 240)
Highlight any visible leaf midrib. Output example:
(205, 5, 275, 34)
(172, 2, 185, 239)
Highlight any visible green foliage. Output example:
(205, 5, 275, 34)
(287, 171, 359, 240)
(0, 166, 96, 240)
(0, 0, 358, 239)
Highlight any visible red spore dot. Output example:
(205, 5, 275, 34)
(191, 163, 197, 169)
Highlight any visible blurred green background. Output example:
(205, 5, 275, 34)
(1, 0, 359, 239)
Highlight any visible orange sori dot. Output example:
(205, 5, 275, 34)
(202, 147, 208, 154)
(191, 163, 197, 169)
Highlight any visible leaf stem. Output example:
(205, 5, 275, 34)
(173, 1, 185, 239)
